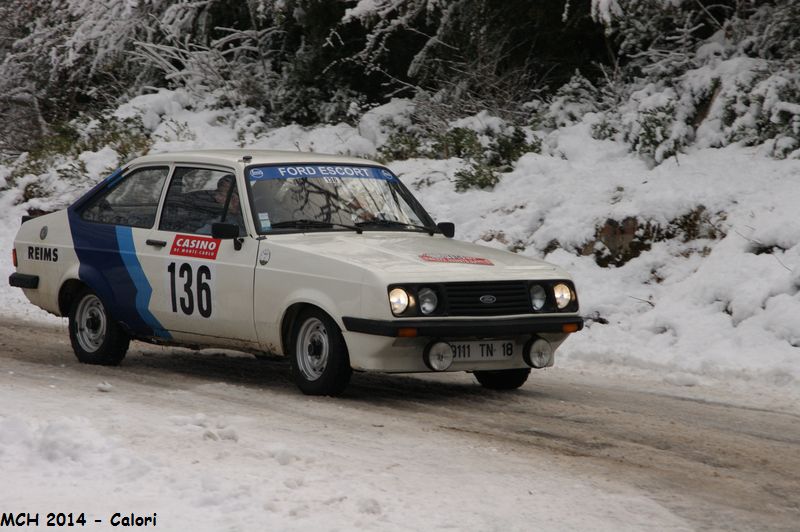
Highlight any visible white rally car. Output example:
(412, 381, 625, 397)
(10, 150, 582, 395)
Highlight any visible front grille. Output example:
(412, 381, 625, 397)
(443, 281, 531, 316)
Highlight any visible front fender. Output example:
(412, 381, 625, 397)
(282, 289, 349, 331)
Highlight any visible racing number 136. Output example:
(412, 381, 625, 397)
(168, 262, 212, 318)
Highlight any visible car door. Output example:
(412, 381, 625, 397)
(67, 165, 173, 339)
(136, 165, 259, 347)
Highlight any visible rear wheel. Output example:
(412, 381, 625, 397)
(473, 368, 531, 390)
(289, 309, 352, 396)
(68, 288, 129, 365)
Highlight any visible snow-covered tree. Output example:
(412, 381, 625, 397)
(0, 0, 797, 161)
(588, 0, 800, 162)
(0, 0, 206, 154)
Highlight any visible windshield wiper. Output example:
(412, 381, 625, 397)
(270, 219, 363, 234)
(354, 219, 437, 235)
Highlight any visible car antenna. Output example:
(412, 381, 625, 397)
(242, 155, 252, 163)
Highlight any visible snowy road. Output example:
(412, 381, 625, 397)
(1, 318, 799, 531)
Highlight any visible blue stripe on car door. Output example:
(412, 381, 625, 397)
(116, 226, 171, 339)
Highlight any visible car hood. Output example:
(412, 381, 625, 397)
(273, 232, 565, 279)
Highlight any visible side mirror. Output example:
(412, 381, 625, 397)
(437, 222, 455, 238)
(211, 222, 240, 240)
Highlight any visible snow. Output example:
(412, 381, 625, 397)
(451, 111, 508, 135)
(1, 90, 799, 529)
(343, 0, 385, 21)
(358, 99, 415, 149)
(590, 0, 623, 25)
(0, 359, 694, 531)
(79, 146, 119, 179)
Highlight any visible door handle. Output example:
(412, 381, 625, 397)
(146, 239, 167, 247)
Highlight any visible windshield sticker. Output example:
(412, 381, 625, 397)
(171, 235, 221, 260)
(258, 212, 272, 230)
(249, 165, 395, 181)
(419, 253, 494, 266)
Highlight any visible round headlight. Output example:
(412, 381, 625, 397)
(553, 283, 572, 309)
(418, 287, 438, 315)
(524, 338, 553, 368)
(424, 341, 454, 371)
(529, 284, 546, 311)
(389, 287, 410, 315)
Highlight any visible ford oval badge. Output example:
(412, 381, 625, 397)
(479, 295, 497, 304)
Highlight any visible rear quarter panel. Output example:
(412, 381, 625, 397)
(13, 210, 78, 316)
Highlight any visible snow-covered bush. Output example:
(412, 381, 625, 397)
(718, 71, 800, 159)
(2, 114, 152, 205)
(342, 1, 605, 121)
(1, 0, 797, 169)
(134, 1, 371, 126)
(376, 104, 540, 189)
(588, 0, 800, 162)
(0, 0, 204, 155)
(546, 72, 600, 128)
(0, 0, 371, 154)
(378, 129, 425, 161)
(453, 163, 499, 192)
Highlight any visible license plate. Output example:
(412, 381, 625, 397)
(449, 340, 516, 361)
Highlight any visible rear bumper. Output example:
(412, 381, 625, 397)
(9, 273, 39, 289)
(342, 315, 583, 338)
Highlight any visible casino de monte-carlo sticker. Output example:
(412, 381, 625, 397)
(419, 253, 494, 266)
(170, 235, 221, 260)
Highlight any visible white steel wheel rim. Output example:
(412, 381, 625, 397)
(296, 318, 329, 381)
(75, 294, 107, 353)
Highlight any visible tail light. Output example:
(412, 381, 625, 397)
(12, 248, 17, 268)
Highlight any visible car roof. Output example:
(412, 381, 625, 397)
(127, 149, 385, 169)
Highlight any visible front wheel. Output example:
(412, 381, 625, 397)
(289, 309, 352, 396)
(68, 288, 129, 365)
(473, 368, 531, 390)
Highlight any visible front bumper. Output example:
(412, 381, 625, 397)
(342, 315, 584, 338)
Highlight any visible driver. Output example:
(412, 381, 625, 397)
(196, 175, 245, 235)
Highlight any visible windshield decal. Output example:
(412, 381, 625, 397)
(258, 212, 272, 230)
(249, 165, 395, 181)
(419, 253, 494, 266)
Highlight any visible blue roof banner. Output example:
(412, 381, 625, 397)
(249, 164, 396, 181)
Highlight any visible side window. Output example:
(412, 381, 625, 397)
(159, 167, 244, 235)
(80, 167, 170, 228)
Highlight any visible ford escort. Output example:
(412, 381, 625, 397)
(9, 150, 582, 395)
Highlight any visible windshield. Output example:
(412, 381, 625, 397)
(245, 164, 436, 233)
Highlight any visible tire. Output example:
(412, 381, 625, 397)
(68, 288, 129, 365)
(473, 368, 531, 390)
(289, 308, 352, 396)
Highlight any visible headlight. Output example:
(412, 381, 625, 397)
(424, 341, 454, 371)
(389, 287, 410, 315)
(418, 287, 438, 315)
(529, 284, 546, 311)
(553, 283, 572, 309)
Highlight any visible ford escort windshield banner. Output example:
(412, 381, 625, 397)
(248, 165, 396, 181)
